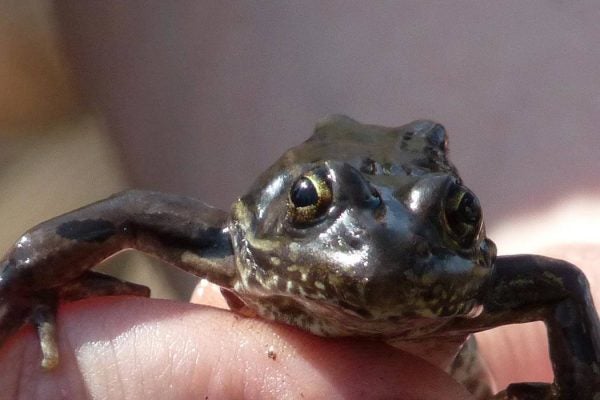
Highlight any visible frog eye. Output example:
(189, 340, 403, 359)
(288, 170, 333, 226)
(444, 184, 482, 246)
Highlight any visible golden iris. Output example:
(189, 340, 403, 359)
(288, 171, 332, 226)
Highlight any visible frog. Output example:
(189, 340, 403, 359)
(0, 115, 598, 400)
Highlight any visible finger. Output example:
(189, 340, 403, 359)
(0, 297, 474, 400)
(476, 322, 551, 389)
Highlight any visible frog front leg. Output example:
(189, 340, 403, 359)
(452, 255, 600, 399)
(0, 190, 236, 369)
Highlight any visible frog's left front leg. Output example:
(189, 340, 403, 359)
(452, 255, 600, 399)
(0, 190, 237, 369)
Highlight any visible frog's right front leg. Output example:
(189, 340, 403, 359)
(0, 190, 236, 369)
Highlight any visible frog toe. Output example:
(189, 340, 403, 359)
(0, 289, 60, 370)
(0, 271, 150, 370)
(492, 382, 555, 400)
(30, 299, 60, 370)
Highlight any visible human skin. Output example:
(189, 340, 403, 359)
(0, 297, 472, 400)
(0, 243, 596, 399)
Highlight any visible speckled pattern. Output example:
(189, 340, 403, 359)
(1, 116, 599, 399)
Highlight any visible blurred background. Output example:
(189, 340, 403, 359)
(1, 2, 599, 297)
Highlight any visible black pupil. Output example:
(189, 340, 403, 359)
(291, 178, 319, 207)
(458, 192, 480, 223)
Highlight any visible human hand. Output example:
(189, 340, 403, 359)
(1, 201, 598, 399)
(0, 294, 472, 399)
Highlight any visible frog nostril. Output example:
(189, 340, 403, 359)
(413, 240, 431, 258)
(369, 185, 380, 198)
(366, 185, 383, 208)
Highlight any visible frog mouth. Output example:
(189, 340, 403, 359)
(230, 200, 253, 231)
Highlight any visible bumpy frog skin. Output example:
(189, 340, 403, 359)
(0, 116, 598, 399)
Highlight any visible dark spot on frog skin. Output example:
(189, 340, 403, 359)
(425, 124, 448, 150)
(192, 227, 231, 256)
(128, 217, 229, 258)
(56, 219, 116, 243)
(348, 236, 362, 250)
(360, 158, 381, 175)
(190, 226, 222, 248)
(275, 274, 288, 292)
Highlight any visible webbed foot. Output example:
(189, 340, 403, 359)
(492, 383, 555, 400)
(0, 271, 150, 369)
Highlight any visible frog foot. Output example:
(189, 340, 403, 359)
(0, 271, 150, 370)
(491, 382, 556, 400)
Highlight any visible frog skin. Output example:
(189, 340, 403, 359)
(0, 115, 599, 399)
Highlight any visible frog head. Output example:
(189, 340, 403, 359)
(229, 115, 496, 338)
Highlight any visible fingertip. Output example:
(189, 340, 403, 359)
(0, 297, 473, 399)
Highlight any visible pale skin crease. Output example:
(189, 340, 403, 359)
(0, 241, 596, 398)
